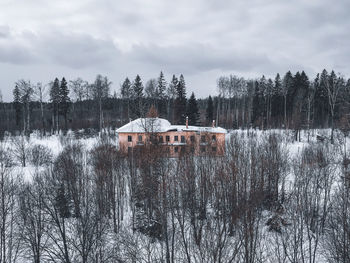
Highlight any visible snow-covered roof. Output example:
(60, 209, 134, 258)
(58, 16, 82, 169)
(116, 118, 227, 134)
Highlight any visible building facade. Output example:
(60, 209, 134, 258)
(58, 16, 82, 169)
(117, 117, 227, 157)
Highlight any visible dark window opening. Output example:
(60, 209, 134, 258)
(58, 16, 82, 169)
(159, 136, 164, 143)
(138, 135, 142, 142)
(181, 136, 185, 143)
(212, 147, 217, 152)
(174, 135, 178, 141)
(190, 135, 195, 142)
(128, 135, 132, 142)
(174, 146, 179, 153)
(212, 135, 216, 141)
(201, 146, 206, 153)
(190, 147, 195, 153)
(201, 135, 206, 142)
(166, 135, 170, 142)
(180, 146, 185, 152)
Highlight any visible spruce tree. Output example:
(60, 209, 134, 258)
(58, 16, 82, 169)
(50, 78, 60, 132)
(133, 75, 143, 99)
(174, 74, 187, 124)
(13, 84, 22, 127)
(271, 73, 283, 123)
(187, 92, 200, 125)
(132, 75, 144, 117)
(206, 95, 214, 125)
(156, 71, 167, 116)
(59, 77, 70, 130)
(156, 71, 166, 99)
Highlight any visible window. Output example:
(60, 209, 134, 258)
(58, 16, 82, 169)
(212, 147, 217, 152)
(166, 135, 170, 142)
(174, 146, 179, 153)
(180, 146, 185, 153)
(128, 135, 132, 142)
(174, 135, 178, 141)
(212, 135, 216, 141)
(201, 135, 206, 143)
(159, 136, 164, 143)
(190, 135, 195, 142)
(181, 136, 185, 143)
(190, 147, 195, 153)
(201, 146, 206, 153)
(138, 135, 142, 142)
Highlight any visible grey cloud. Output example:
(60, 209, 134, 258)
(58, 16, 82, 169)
(38, 33, 122, 69)
(1, 0, 350, 101)
(0, 25, 10, 38)
(128, 43, 290, 75)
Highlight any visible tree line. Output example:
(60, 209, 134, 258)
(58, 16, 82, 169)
(0, 69, 349, 138)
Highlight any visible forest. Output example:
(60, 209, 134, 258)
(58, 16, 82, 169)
(0, 69, 350, 262)
(0, 69, 350, 139)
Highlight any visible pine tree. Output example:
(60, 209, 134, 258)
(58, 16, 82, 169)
(59, 77, 70, 131)
(206, 95, 214, 125)
(174, 74, 187, 124)
(187, 92, 200, 125)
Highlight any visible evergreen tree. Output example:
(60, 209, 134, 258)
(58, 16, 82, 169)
(121, 77, 132, 120)
(282, 71, 294, 127)
(174, 74, 187, 124)
(271, 73, 283, 124)
(59, 77, 71, 130)
(187, 92, 200, 125)
(156, 71, 167, 116)
(132, 75, 144, 99)
(157, 71, 166, 99)
(132, 75, 144, 117)
(13, 84, 22, 127)
(50, 78, 60, 131)
(314, 70, 329, 127)
(206, 95, 214, 125)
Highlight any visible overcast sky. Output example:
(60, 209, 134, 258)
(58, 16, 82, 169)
(0, 0, 349, 101)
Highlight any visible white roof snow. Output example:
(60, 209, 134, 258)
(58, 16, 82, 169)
(116, 118, 227, 134)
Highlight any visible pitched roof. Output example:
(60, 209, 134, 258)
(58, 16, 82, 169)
(116, 118, 227, 134)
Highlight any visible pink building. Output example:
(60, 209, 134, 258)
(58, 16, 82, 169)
(116, 117, 227, 157)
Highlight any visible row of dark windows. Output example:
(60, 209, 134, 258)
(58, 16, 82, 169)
(127, 134, 217, 143)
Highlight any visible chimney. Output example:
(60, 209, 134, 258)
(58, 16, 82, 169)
(212, 120, 215, 128)
(186, 116, 188, 129)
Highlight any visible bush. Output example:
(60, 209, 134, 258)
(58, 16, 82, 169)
(29, 144, 53, 166)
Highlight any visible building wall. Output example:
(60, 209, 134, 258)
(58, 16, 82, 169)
(118, 131, 225, 157)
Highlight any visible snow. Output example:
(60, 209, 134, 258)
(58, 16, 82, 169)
(116, 117, 227, 133)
